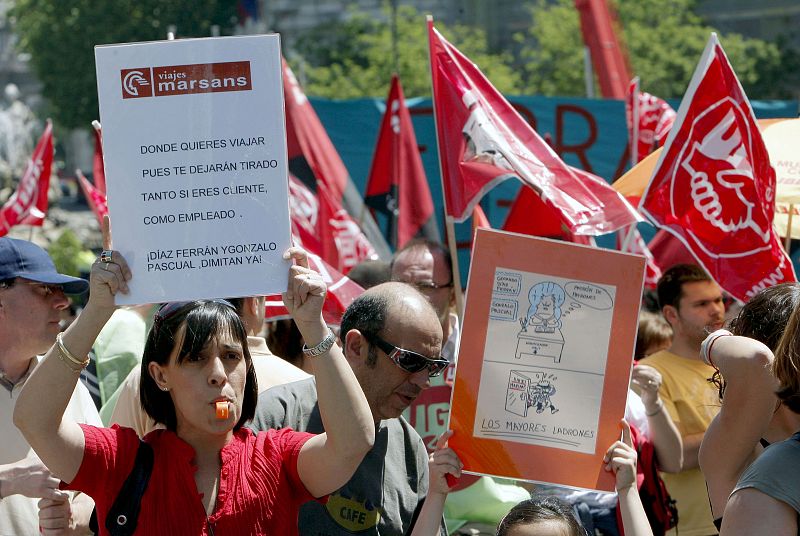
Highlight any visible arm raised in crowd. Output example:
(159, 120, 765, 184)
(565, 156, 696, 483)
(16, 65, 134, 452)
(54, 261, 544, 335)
(410, 430, 462, 536)
(699, 332, 778, 517)
(605, 420, 654, 536)
(14, 218, 130, 484)
(285, 247, 375, 498)
(632, 364, 683, 473)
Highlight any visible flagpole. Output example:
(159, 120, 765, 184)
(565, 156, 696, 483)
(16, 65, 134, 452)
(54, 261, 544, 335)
(427, 16, 464, 319)
(620, 223, 637, 252)
(785, 204, 794, 253)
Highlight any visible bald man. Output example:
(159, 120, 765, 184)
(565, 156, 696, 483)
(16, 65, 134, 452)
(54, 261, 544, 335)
(252, 282, 447, 536)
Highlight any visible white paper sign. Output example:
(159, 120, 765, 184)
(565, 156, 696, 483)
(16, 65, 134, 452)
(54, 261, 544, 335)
(95, 35, 291, 304)
(473, 269, 617, 455)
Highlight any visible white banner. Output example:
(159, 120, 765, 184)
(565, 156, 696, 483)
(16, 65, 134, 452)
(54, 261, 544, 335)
(95, 35, 291, 304)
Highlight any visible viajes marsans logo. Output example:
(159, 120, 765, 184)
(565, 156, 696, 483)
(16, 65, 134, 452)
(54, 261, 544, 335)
(120, 61, 252, 99)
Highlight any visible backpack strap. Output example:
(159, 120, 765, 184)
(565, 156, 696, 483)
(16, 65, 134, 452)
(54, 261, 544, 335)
(104, 439, 155, 536)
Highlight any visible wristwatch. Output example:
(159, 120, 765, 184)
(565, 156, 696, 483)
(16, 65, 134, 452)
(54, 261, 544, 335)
(302, 330, 336, 358)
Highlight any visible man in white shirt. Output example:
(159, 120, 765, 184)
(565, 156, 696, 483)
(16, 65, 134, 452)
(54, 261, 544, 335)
(0, 237, 100, 535)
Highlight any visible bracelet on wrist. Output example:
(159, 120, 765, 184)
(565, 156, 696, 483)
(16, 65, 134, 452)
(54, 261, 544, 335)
(56, 332, 90, 372)
(302, 329, 336, 358)
(701, 329, 732, 369)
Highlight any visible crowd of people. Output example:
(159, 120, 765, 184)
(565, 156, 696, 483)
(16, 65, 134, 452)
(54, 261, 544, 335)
(1, 222, 799, 536)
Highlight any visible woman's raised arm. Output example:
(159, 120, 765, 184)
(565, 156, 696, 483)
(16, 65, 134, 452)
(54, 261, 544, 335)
(14, 218, 131, 483)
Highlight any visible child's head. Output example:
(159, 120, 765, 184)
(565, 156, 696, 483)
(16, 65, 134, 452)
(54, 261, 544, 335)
(634, 310, 672, 360)
(496, 497, 586, 536)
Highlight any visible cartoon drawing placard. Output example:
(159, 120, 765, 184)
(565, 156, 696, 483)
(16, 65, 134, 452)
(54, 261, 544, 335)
(449, 228, 646, 491)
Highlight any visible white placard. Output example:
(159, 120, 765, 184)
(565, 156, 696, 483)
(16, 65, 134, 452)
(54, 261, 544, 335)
(95, 35, 291, 304)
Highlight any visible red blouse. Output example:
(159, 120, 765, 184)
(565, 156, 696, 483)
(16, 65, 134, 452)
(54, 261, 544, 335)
(65, 424, 318, 535)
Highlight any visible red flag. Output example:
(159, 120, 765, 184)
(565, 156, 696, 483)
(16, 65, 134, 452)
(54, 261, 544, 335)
(427, 19, 641, 235)
(264, 251, 364, 325)
(318, 184, 377, 274)
(288, 175, 376, 273)
(76, 169, 108, 225)
(283, 60, 389, 257)
(502, 166, 615, 245)
(365, 75, 439, 248)
(641, 34, 795, 301)
(0, 121, 53, 236)
(626, 78, 676, 164)
(288, 174, 323, 254)
(91, 120, 106, 195)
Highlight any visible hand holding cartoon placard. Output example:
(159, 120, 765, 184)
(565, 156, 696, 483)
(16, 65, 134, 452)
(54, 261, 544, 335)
(95, 35, 291, 304)
(448, 229, 645, 491)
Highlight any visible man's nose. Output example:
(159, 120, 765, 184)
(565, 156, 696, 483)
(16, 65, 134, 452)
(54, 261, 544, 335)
(409, 368, 430, 389)
(51, 290, 70, 311)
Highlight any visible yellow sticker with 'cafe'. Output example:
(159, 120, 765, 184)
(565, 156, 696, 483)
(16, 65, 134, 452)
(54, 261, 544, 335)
(325, 491, 382, 532)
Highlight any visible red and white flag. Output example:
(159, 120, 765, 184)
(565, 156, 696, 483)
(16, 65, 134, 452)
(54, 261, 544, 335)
(264, 251, 364, 325)
(427, 19, 641, 235)
(0, 121, 53, 236)
(288, 175, 376, 274)
(76, 169, 108, 225)
(365, 75, 439, 248)
(626, 78, 676, 165)
(91, 120, 107, 195)
(641, 34, 795, 301)
(283, 60, 388, 257)
(318, 184, 377, 274)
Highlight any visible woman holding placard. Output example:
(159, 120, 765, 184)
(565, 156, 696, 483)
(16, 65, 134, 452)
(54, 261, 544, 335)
(13, 219, 374, 535)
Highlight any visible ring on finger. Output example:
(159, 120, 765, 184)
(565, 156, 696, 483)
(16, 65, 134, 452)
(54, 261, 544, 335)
(100, 250, 113, 263)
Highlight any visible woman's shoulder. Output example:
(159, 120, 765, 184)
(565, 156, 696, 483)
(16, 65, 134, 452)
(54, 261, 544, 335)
(737, 436, 800, 490)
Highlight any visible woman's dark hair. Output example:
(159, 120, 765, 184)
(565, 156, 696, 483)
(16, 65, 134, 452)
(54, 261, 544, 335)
(140, 300, 258, 431)
(496, 496, 587, 536)
(710, 282, 800, 400)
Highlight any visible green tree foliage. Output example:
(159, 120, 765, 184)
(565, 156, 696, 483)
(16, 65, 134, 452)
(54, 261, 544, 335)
(292, 5, 522, 98)
(11, 1, 237, 129)
(517, 0, 785, 99)
(48, 229, 88, 277)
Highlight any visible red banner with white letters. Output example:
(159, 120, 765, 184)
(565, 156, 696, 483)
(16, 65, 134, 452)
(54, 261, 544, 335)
(0, 121, 53, 235)
(641, 34, 795, 301)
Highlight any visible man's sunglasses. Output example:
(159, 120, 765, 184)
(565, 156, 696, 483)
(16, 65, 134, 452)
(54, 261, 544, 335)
(363, 332, 449, 377)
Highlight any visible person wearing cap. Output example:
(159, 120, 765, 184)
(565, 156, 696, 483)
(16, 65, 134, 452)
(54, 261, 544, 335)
(0, 237, 100, 535)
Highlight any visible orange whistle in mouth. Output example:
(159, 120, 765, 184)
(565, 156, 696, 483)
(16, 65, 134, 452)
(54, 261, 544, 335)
(215, 401, 229, 420)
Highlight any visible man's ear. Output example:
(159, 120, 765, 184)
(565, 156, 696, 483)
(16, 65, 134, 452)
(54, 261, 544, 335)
(662, 305, 678, 327)
(241, 296, 254, 316)
(344, 329, 367, 362)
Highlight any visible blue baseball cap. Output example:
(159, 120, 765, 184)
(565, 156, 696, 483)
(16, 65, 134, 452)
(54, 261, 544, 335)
(0, 237, 89, 294)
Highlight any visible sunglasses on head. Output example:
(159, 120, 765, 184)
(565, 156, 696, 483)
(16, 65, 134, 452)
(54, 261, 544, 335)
(154, 299, 236, 325)
(363, 332, 449, 377)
